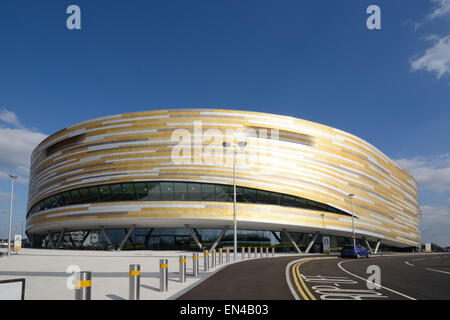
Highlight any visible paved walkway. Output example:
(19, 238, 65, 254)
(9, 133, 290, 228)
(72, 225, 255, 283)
(0, 248, 299, 300)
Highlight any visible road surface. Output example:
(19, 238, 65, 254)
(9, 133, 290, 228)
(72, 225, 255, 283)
(178, 253, 450, 300)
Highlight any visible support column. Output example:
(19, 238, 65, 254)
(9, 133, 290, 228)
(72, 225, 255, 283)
(209, 226, 229, 252)
(185, 224, 203, 250)
(117, 226, 135, 251)
(364, 238, 373, 253)
(68, 233, 77, 247)
(55, 230, 65, 248)
(374, 240, 381, 254)
(47, 231, 55, 249)
(271, 231, 281, 243)
(282, 229, 302, 254)
(144, 228, 154, 244)
(100, 227, 114, 247)
(80, 230, 91, 248)
(194, 228, 203, 242)
(305, 232, 319, 254)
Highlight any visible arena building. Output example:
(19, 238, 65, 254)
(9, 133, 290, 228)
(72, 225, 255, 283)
(25, 109, 420, 252)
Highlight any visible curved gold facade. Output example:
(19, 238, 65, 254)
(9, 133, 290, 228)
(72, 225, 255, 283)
(26, 109, 420, 248)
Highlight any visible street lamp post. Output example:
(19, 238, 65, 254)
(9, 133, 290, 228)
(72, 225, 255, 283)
(348, 194, 356, 247)
(432, 233, 436, 252)
(416, 209, 422, 253)
(223, 140, 247, 261)
(7, 175, 17, 257)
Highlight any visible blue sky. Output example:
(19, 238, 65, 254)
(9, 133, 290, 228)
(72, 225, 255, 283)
(1, 0, 449, 246)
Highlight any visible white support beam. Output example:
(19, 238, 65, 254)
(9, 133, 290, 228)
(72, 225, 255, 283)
(374, 240, 381, 254)
(271, 231, 281, 244)
(144, 228, 154, 244)
(100, 227, 113, 247)
(209, 226, 229, 252)
(185, 224, 203, 250)
(80, 230, 91, 247)
(117, 226, 135, 251)
(55, 230, 65, 248)
(47, 231, 55, 249)
(364, 238, 373, 253)
(282, 229, 302, 254)
(68, 233, 77, 247)
(305, 232, 320, 254)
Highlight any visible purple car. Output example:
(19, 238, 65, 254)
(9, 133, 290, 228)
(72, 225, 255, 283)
(340, 245, 371, 259)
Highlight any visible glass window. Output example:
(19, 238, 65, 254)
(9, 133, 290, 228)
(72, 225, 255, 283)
(295, 197, 307, 209)
(99, 185, 112, 201)
(173, 182, 187, 200)
(267, 192, 281, 205)
(134, 182, 148, 200)
(329, 207, 338, 214)
(43, 198, 53, 210)
(70, 190, 81, 204)
(201, 184, 215, 201)
(240, 188, 256, 203)
(187, 183, 201, 201)
(30, 204, 38, 215)
(315, 201, 327, 210)
(27, 181, 350, 218)
(226, 186, 234, 201)
(110, 184, 123, 201)
(256, 190, 270, 204)
(121, 183, 137, 201)
(161, 182, 174, 201)
(306, 200, 319, 210)
(215, 185, 231, 201)
(61, 192, 72, 206)
(88, 186, 100, 202)
(50, 196, 59, 208)
(55, 194, 65, 206)
(280, 194, 297, 207)
(79, 188, 91, 203)
(236, 187, 244, 202)
(147, 182, 161, 201)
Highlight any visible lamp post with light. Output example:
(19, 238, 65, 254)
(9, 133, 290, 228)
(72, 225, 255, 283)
(348, 193, 356, 247)
(432, 233, 436, 252)
(7, 175, 17, 257)
(223, 140, 247, 261)
(416, 208, 422, 253)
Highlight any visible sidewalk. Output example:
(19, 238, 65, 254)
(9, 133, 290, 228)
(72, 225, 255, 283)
(0, 248, 301, 300)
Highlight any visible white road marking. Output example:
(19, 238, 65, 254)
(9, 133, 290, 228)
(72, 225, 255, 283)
(301, 275, 387, 300)
(404, 261, 414, 267)
(311, 285, 388, 300)
(285, 258, 309, 301)
(338, 260, 416, 300)
(412, 258, 426, 261)
(426, 268, 450, 275)
(285, 257, 337, 300)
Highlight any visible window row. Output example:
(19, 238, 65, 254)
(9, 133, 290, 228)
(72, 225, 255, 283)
(28, 181, 349, 217)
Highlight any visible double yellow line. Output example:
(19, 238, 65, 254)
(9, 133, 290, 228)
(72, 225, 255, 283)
(291, 257, 336, 300)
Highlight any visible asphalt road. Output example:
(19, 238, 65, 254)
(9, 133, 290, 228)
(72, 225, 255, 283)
(178, 253, 450, 300)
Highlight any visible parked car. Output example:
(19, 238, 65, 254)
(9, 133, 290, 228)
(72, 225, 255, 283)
(340, 244, 371, 258)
